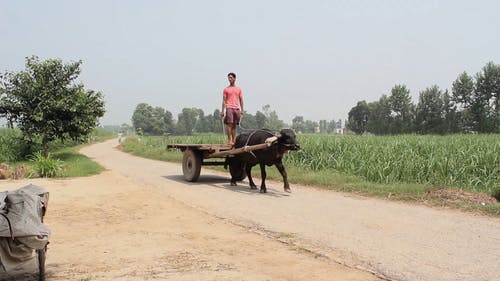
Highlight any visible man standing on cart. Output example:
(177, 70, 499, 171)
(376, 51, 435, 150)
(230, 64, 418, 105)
(221, 72, 244, 146)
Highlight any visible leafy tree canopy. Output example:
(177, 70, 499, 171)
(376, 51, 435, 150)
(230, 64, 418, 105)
(0, 56, 105, 156)
(131, 103, 174, 135)
(348, 61, 499, 135)
(347, 100, 369, 134)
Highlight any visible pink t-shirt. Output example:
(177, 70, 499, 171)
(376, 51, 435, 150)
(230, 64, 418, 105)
(223, 85, 243, 109)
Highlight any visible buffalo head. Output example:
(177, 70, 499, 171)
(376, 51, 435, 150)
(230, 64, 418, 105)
(277, 129, 300, 151)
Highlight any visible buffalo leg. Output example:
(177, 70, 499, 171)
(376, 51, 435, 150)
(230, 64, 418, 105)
(246, 164, 257, 189)
(230, 179, 237, 186)
(259, 163, 267, 193)
(275, 161, 291, 193)
(230, 170, 237, 186)
(229, 159, 238, 186)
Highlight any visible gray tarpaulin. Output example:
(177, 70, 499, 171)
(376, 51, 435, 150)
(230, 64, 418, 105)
(0, 184, 50, 272)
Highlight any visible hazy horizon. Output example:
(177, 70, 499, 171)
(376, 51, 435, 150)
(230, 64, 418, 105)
(2, 1, 500, 126)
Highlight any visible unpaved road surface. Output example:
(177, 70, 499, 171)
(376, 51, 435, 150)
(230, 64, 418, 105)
(2, 139, 500, 281)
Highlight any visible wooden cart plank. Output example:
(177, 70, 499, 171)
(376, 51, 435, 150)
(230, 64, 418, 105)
(167, 144, 233, 151)
(167, 136, 277, 159)
(206, 136, 278, 158)
(206, 143, 269, 158)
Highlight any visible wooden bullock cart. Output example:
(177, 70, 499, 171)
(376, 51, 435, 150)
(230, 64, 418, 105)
(167, 136, 277, 182)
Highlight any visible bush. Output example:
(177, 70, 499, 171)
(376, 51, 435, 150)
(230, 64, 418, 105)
(29, 151, 64, 178)
(0, 129, 22, 162)
(0, 129, 40, 162)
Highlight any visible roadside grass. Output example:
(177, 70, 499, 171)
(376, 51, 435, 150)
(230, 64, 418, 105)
(11, 143, 108, 178)
(53, 148, 105, 177)
(11, 145, 107, 178)
(1, 128, 113, 178)
(122, 134, 500, 217)
(48, 130, 115, 177)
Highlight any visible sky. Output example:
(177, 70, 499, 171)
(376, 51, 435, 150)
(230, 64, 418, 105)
(1, 0, 500, 126)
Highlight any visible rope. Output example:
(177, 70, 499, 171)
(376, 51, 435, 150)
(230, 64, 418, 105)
(244, 129, 276, 147)
(235, 119, 282, 157)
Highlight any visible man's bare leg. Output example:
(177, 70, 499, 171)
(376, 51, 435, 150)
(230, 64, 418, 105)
(231, 125, 237, 145)
(226, 124, 233, 144)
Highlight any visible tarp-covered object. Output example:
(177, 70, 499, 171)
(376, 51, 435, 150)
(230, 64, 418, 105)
(0, 184, 50, 272)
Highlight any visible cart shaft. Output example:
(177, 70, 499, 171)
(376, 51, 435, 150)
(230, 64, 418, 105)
(206, 136, 277, 158)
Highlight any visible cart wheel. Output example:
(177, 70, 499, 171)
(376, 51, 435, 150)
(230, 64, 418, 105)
(38, 246, 46, 281)
(182, 149, 202, 182)
(229, 163, 247, 181)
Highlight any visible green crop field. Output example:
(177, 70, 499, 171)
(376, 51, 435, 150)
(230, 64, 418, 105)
(287, 134, 500, 195)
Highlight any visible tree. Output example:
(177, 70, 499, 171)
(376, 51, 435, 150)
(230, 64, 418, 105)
(304, 120, 318, 133)
(261, 104, 285, 130)
(291, 116, 305, 133)
(211, 109, 223, 133)
(120, 123, 134, 134)
(0, 75, 18, 129)
(131, 103, 154, 135)
(266, 110, 285, 130)
(451, 72, 475, 132)
(240, 111, 257, 130)
(176, 108, 200, 135)
(150, 106, 168, 135)
(0, 56, 105, 157)
(194, 109, 209, 133)
(255, 111, 266, 129)
(366, 96, 392, 134)
(163, 110, 174, 134)
(441, 91, 460, 133)
(452, 63, 500, 133)
(348, 100, 369, 134)
(131, 103, 149, 134)
(389, 84, 414, 134)
(131, 103, 173, 135)
(326, 119, 337, 133)
(474, 62, 500, 133)
(415, 86, 445, 134)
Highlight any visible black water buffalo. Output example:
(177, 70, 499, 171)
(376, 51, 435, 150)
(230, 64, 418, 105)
(225, 128, 300, 193)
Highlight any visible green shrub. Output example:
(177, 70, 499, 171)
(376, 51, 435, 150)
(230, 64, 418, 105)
(0, 129, 42, 162)
(0, 128, 114, 163)
(29, 151, 64, 178)
(0, 129, 21, 162)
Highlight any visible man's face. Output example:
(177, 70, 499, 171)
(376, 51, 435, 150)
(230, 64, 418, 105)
(228, 75, 235, 85)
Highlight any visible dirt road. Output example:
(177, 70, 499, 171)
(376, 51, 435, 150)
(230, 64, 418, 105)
(2, 139, 499, 281)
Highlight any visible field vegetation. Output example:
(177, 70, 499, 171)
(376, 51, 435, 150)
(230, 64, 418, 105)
(287, 134, 499, 194)
(122, 133, 500, 216)
(0, 128, 112, 178)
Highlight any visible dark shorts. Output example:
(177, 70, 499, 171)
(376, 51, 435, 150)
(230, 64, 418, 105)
(224, 108, 241, 125)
